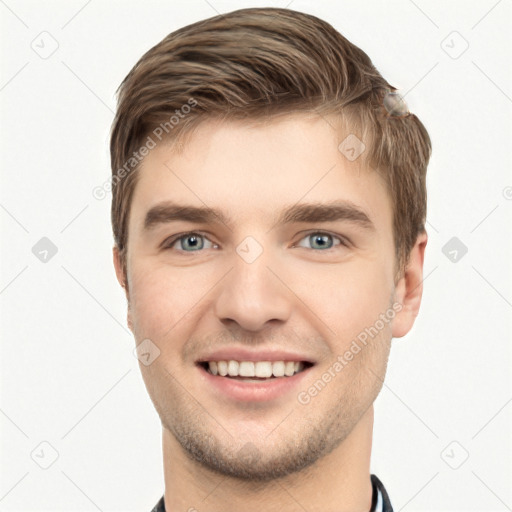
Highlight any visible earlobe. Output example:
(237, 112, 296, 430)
(391, 232, 428, 339)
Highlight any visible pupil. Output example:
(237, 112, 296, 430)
(312, 234, 331, 249)
(185, 235, 201, 250)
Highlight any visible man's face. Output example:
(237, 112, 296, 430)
(116, 113, 403, 481)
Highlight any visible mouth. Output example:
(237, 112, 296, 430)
(197, 360, 314, 380)
(194, 351, 317, 401)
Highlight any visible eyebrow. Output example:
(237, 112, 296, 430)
(143, 200, 375, 232)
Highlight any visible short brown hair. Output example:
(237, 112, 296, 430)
(110, 7, 431, 284)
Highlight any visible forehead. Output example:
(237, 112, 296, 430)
(129, 113, 391, 233)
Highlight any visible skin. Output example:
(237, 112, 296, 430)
(113, 113, 427, 512)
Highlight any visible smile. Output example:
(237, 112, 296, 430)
(196, 360, 315, 402)
(200, 360, 313, 379)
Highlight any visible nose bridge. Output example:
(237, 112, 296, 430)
(213, 236, 291, 331)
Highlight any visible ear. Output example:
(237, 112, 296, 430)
(112, 245, 133, 332)
(112, 245, 126, 290)
(392, 231, 428, 338)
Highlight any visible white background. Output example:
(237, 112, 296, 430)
(1, 0, 511, 511)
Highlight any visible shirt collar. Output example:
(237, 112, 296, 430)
(370, 474, 394, 512)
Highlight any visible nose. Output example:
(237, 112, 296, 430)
(213, 247, 292, 332)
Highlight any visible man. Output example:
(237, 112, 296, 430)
(110, 7, 431, 512)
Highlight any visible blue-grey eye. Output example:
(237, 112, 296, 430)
(181, 234, 203, 251)
(167, 233, 216, 252)
(297, 232, 343, 250)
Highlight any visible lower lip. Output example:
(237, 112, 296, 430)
(196, 364, 314, 402)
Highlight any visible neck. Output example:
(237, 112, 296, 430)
(162, 406, 375, 512)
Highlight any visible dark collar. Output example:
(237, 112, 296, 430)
(151, 473, 393, 512)
(370, 474, 394, 512)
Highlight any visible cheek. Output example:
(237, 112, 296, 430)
(297, 260, 393, 342)
(128, 263, 205, 340)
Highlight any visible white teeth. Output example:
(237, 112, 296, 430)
(284, 361, 295, 376)
(255, 361, 273, 378)
(272, 361, 285, 377)
(228, 360, 239, 376)
(217, 361, 228, 376)
(239, 361, 255, 377)
(205, 360, 308, 378)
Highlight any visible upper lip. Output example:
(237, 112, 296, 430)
(196, 348, 316, 364)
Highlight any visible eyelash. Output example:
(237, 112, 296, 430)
(161, 231, 349, 253)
